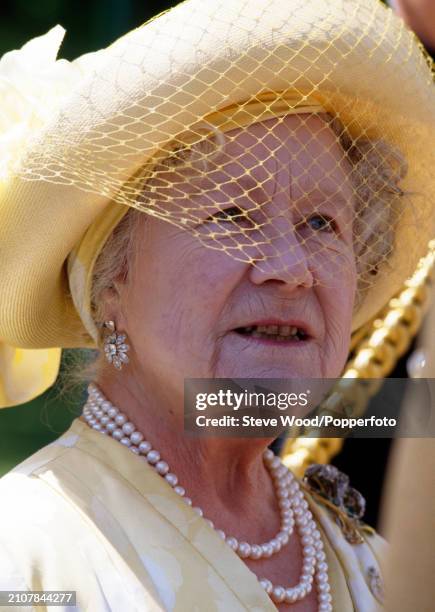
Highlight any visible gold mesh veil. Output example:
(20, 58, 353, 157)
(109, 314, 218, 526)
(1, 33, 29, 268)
(6, 0, 435, 345)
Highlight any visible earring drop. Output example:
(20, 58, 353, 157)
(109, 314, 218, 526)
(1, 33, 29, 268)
(102, 320, 130, 370)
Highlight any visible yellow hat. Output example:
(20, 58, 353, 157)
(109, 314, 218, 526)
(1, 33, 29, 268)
(1, 0, 434, 406)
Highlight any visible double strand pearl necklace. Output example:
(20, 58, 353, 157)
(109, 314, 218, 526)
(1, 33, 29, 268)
(83, 383, 332, 610)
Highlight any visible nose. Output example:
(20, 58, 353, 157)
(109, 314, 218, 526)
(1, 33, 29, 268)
(248, 215, 314, 291)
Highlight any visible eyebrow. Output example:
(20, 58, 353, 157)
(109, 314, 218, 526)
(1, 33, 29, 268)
(301, 188, 353, 204)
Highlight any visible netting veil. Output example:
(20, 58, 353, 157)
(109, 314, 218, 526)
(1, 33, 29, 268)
(14, 0, 435, 333)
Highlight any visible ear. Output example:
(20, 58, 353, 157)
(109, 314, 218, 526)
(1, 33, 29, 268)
(98, 283, 126, 330)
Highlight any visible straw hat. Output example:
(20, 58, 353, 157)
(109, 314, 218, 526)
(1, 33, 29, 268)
(0, 0, 434, 406)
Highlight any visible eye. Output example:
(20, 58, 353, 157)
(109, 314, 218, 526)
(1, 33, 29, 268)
(205, 206, 252, 226)
(303, 214, 337, 234)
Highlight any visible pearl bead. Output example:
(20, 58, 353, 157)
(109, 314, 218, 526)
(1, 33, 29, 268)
(270, 457, 281, 470)
(317, 571, 329, 584)
(298, 586, 308, 599)
(174, 485, 185, 496)
(261, 543, 273, 557)
(183, 497, 192, 506)
(289, 482, 298, 495)
(304, 555, 315, 568)
(100, 415, 110, 425)
(285, 589, 298, 603)
(113, 413, 126, 426)
(122, 422, 135, 435)
(165, 473, 178, 487)
(319, 603, 333, 612)
(270, 538, 281, 553)
(101, 400, 112, 412)
(130, 431, 144, 445)
(272, 586, 285, 602)
(250, 544, 262, 559)
(138, 441, 152, 454)
(279, 498, 291, 510)
(106, 421, 116, 432)
(282, 516, 294, 528)
(120, 437, 132, 446)
(263, 449, 274, 462)
(274, 466, 287, 479)
(281, 509, 293, 521)
(216, 530, 226, 540)
(318, 582, 330, 593)
(130, 446, 140, 455)
(146, 450, 160, 464)
(277, 531, 289, 545)
(193, 506, 203, 517)
(260, 578, 273, 595)
(112, 428, 123, 440)
(155, 460, 169, 475)
(277, 487, 289, 500)
(107, 407, 118, 419)
(303, 561, 316, 575)
(226, 537, 238, 551)
(318, 561, 328, 573)
(301, 577, 314, 590)
(92, 423, 102, 431)
(319, 592, 332, 603)
(238, 542, 251, 558)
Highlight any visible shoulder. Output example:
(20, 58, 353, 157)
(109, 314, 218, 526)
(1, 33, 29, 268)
(0, 424, 103, 592)
(0, 423, 161, 610)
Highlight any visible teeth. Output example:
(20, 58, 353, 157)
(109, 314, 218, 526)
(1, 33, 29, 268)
(240, 324, 306, 339)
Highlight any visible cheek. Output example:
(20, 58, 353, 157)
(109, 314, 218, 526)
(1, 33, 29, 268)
(316, 269, 356, 357)
(323, 282, 355, 329)
(125, 229, 245, 351)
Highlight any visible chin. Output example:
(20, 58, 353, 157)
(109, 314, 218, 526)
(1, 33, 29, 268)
(217, 364, 322, 380)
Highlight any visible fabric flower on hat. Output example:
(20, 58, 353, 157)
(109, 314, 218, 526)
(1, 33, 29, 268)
(0, 25, 103, 182)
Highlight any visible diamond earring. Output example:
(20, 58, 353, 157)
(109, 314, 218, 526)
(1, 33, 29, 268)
(102, 320, 130, 370)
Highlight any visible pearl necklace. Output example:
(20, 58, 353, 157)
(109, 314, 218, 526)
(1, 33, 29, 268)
(83, 383, 332, 610)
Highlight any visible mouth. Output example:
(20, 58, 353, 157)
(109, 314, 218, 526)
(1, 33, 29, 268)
(232, 322, 310, 344)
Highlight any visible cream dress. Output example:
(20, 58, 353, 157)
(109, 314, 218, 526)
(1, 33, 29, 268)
(0, 419, 386, 611)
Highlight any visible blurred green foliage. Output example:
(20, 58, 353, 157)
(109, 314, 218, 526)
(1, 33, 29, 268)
(0, 0, 177, 59)
(0, 351, 84, 475)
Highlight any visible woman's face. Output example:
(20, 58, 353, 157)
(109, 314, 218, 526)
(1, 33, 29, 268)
(113, 115, 357, 395)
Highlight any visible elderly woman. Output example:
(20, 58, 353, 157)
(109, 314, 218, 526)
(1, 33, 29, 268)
(0, 0, 434, 610)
